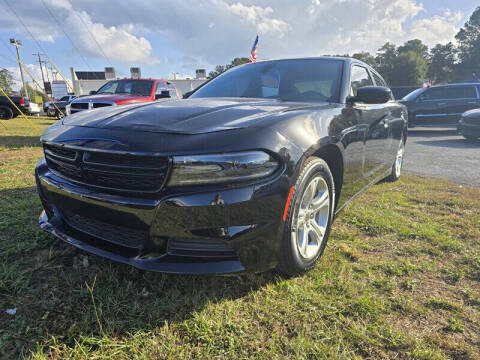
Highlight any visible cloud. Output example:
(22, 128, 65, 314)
(408, 10, 463, 46)
(6, 64, 45, 91)
(0, 0, 157, 63)
(0, 0, 466, 74)
(65, 10, 157, 64)
(227, 3, 290, 37)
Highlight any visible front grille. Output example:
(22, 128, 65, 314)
(44, 144, 77, 161)
(93, 103, 112, 108)
(71, 103, 89, 110)
(62, 210, 146, 248)
(168, 238, 237, 258)
(43, 143, 170, 193)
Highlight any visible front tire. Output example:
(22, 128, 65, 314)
(278, 157, 335, 276)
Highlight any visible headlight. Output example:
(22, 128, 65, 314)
(168, 151, 279, 186)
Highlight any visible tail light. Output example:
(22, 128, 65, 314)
(19, 98, 25, 105)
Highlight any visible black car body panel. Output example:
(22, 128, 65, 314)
(0, 95, 29, 118)
(400, 82, 480, 126)
(36, 58, 407, 274)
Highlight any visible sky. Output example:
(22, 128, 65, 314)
(0, 0, 478, 90)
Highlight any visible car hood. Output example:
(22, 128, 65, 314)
(61, 98, 329, 134)
(73, 94, 150, 103)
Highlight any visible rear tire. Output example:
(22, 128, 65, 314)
(386, 137, 405, 182)
(0, 106, 13, 120)
(277, 157, 335, 276)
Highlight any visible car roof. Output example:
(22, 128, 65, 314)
(255, 56, 355, 64)
(430, 82, 480, 87)
(112, 78, 168, 81)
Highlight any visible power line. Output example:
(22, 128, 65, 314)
(66, 0, 114, 68)
(2, 0, 48, 55)
(0, 37, 16, 59)
(40, 0, 93, 72)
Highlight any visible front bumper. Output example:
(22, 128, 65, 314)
(36, 158, 287, 274)
(458, 120, 480, 138)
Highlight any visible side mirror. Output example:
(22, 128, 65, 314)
(89, 90, 97, 95)
(155, 90, 171, 100)
(348, 86, 391, 104)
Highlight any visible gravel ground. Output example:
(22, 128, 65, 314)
(404, 127, 480, 187)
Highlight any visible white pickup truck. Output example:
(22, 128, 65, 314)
(28, 102, 41, 116)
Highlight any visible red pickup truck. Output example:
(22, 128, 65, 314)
(67, 79, 180, 115)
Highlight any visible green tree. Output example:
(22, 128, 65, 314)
(427, 43, 456, 84)
(389, 51, 428, 86)
(455, 6, 480, 81)
(398, 39, 429, 58)
(375, 42, 398, 84)
(207, 57, 250, 79)
(0, 69, 14, 93)
(352, 52, 377, 67)
(207, 65, 226, 80)
(20, 83, 47, 102)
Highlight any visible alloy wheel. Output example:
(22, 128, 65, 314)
(292, 175, 330, 260)
(395, 141, 405, 178)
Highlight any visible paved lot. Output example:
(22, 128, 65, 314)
(404, 127, 480, 187)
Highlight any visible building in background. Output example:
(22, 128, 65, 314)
(70, 67, 207, 97)
(70, 67, 115, 96)
(168, 69, 206, 95)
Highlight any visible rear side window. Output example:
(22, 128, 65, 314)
(444, 86, 477, 99)
(372, 72, 387, 87)
(166, 82, 177, 98)
(350, 66, 373, 96)
(419, 87, 445, 101)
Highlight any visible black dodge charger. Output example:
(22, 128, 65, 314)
(36, 58, 407, 275)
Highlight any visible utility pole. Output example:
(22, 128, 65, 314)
(49, 65, 57, 81)
(10, 38, 29, 100)
(33, 52, 47, 93)
(42, 60, 50, 83)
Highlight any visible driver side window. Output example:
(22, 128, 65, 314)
(350, 66, 373, 96)
(156, 81, 167, 95)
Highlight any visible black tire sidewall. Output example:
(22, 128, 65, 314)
(0, 106, 13, 120)
(281, 157, 335, 274)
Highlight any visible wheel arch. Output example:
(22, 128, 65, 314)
(313, 143, 343, 210)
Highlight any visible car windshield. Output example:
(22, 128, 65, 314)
(96, 80, 154, 96)
(59, 96, 70, 101)
(191, 59, 343, 103)
(402, 88, 425, 101)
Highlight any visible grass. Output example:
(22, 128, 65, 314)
(1, 117, 480, 359)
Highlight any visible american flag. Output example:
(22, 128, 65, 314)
(250, 35, 258, 63)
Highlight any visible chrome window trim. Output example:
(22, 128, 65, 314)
(416, 113, 463, 118)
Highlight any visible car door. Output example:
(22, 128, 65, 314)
(414, 87, 447, 125)
(443, 86, 479, 124)
(350, 65, 391, 182)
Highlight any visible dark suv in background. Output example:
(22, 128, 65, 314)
(400, 82, 480, 126)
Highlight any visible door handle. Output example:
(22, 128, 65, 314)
(437, 103, 447, 106)
(467, 101, 477, 104)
